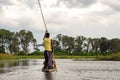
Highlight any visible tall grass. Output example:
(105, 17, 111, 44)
(0, 53, 14, 60)
(97, 52, 120, 61)
(0, 53, 44, 60)
(54, 55, 96, 59)
(1, 53, 120, 61)
(14, 55, 44, 59)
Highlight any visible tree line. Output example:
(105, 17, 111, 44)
(0, 29, 120, 56)
(0, 29, 39, 55)
(53, 34, 120, 55)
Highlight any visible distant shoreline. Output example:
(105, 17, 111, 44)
(0, 53, 120, 61)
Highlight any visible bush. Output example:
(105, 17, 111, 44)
(0, 46, 5, 53)
(17, 51, 26, 55)
(30, 50, 43, 55)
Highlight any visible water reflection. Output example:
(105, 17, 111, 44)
(0, 59, 120, 80)
(0, 59, 40, 74)
(0, 61, 18, 73)
(44, 72, 53, 80)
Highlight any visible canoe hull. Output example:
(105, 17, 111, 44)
(42, 68, 56, 72)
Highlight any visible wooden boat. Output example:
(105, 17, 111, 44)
(42, 67, 56, 72)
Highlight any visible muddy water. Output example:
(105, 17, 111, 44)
(0, 59, 120, 80)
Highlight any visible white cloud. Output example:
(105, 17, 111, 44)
(89, 2, 110, 12)
(99, 0, 120, 11)
(0, 0, 120, 44)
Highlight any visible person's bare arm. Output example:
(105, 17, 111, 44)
(43, 30, 48, 40)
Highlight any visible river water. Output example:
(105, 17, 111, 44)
(0, 59, 120, 80)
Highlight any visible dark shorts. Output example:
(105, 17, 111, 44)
(44, 50, 52, 67)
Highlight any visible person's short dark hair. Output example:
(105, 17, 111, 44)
(45, 33, 50, 38)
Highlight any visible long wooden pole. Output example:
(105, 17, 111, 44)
(38, 0, 48, 30)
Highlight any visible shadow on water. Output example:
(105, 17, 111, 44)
(0, 59, 40, 74)
(44, 72, 53, 80)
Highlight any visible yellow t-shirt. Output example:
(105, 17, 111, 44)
(44, 38, 52, 51)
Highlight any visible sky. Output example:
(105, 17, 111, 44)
(0, 0, 120, 46)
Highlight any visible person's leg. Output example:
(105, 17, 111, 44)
(44, 51, 48, 69)
(47, 51, 53, 69)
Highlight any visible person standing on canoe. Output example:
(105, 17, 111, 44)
(43, 30, 54, 69)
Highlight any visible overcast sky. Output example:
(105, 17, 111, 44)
(0, 0, 120, 45)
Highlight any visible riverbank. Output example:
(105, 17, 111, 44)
(0, 54, 96, 60)
(97, 53, 120, 61)
(0, 53, 120, 61)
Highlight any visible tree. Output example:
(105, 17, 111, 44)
(91, 38, 100, 53)
(56, 34, 62, 49)
(19, 30, 35, 54)
(73, 36, 86, 54)
(0, 29, 38, 54)
(99, 37, 109, 54)
(9, 32, 20, 54)
(0, 29, 13, 53)
(52, 39, 61, 52)
(83, 38, 92, 53)
(61, 35, 75, 54)
(0, 46, 5, 53)
(109, 38, 120, 53)
(32, 39, 37, 51)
